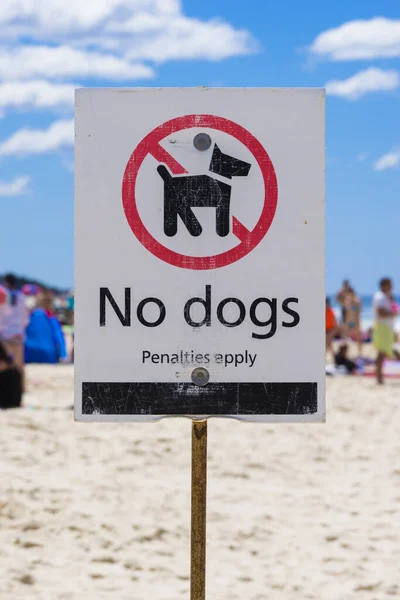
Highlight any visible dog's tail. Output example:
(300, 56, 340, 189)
(157, 165, 172, 182)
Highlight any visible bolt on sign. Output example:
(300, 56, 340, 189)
(75, 88, 326, 422)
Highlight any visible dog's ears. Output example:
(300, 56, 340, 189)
(209, 144, 251, 179)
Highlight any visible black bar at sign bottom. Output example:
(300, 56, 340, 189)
(82, 382, 317, 415)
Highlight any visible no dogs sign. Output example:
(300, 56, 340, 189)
(75, 88, 325, 422)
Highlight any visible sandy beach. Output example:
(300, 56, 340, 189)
(1, 364, 399, 600)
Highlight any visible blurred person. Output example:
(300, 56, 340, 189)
(40, 289, 55, 316)
(0, 341, 22, 409)
(0, 284, 9, 327)
(66, 290, 74, 325)
(336, 279, 351, 325)
(24, 290, 67, 364)
(325, 297, 337, 362)
(22, 283, 41, 312)
(334, 343, 357, 374)
(0, 274, 29, 392)
(343, 287, 362, 355)
(373, 278, 397, 384)
(64, 289, 75, 362)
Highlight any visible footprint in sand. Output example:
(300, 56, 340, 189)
(92, 556, 117, 564)
(18, 574, 35, 585)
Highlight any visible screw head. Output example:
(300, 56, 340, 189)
(191, 367, 210, 387)
(193, 133, 212, 152)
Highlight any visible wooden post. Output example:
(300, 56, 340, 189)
(190, 420, 208, 600)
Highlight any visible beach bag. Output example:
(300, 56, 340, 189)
(0, 367, 22, 409)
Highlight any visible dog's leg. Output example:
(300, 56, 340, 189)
(177, 203, 202, 237)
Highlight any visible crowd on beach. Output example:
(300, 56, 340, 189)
(326, 277, 399, 384)
(0, 273, 74, 408)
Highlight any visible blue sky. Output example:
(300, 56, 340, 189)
(0, 0, 399, 294)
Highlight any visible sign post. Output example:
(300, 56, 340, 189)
(191, 420, 208, 600)
(75, 87, 325, 595)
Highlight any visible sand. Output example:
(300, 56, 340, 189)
(1, 363, 400, 599)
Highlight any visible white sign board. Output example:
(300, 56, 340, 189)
(75, 88, 325, 422)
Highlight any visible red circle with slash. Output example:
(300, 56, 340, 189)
(122, 114, 278, 270)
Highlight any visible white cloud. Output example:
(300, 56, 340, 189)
(310, 17, 400, 60)
(374, 150, 400, 171)
(0, 1, 258, 158)
(0, 46, 153, 81)
(61, 157, 74, 172)
(125, 17, 256, 62)
(0, 80, 75, 113)
(0, 175, 30, 196)
(0, 0, 173, 37)
(0, 1, 256, 68)
(0, 119, 74, 156)
(326, 68, 399, 99)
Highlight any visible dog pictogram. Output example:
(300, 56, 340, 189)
(157, 144, 251, 238)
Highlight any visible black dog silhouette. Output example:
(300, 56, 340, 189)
(157, 144, 251, 237)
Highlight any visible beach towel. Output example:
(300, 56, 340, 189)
(362, 360, 400, 379)
(372, 322, 394, 357)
